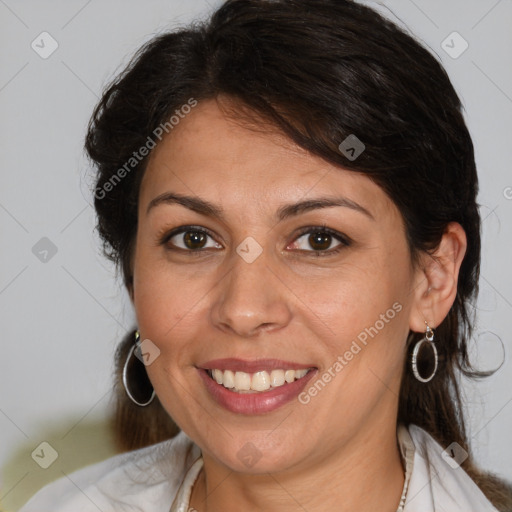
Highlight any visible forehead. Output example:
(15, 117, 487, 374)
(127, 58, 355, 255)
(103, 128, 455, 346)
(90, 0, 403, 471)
(140, 99, 395, 222)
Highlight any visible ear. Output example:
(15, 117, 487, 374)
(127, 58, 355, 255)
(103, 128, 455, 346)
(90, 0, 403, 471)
(409, 222, 467, 332)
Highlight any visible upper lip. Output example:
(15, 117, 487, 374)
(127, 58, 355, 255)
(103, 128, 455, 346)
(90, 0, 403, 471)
(198, 358, 315, 373)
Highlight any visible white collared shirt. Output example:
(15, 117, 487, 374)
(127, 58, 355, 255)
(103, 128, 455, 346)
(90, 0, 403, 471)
(19, 424, 499, 512)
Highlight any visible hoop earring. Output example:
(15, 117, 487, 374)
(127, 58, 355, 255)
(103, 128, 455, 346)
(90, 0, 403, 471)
(122, 330, 155, 406)
(411, 324, 438, 383)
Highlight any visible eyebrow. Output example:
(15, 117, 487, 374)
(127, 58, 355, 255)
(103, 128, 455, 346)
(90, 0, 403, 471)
(146, 192, 374, 221)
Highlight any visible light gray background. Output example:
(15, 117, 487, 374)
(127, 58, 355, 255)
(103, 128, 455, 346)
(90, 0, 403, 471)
(1, 0, 511, 509)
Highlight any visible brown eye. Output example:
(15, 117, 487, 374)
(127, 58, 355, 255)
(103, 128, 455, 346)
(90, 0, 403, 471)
(163, 226, 222, 252)
(294, 230, 342, 253)
(183, 231, 208, 250)
(290, 226, 351, 256)
(308, 232, 333, 251)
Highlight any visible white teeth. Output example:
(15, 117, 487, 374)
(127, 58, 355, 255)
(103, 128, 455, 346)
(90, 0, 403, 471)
(284, 370, 295, 383)
(295, 369, 308, 379)
(223, 370, 235, 389)
(252, 371, 271, 391)
(209, 368, 310, 392)
(213, 369, 223, 384)
(234, 371, 251, 391)
(270, 369, 285, 387)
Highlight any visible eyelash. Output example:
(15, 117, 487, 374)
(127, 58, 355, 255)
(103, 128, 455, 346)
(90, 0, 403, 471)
(290, 225, 352, 256)
(157, 224, 352, 257)
(157, 224, 352, 258)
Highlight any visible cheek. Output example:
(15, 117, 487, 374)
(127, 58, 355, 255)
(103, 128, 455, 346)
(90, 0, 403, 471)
(133, 270, 178, 338)
(303, 251, 411, 377)
(131, 253, 205, 420)
(132, 234, 204, 331)
(131, 241, 225, 397)
(133, 216, 413, 356)
(298, 259, 407, 333)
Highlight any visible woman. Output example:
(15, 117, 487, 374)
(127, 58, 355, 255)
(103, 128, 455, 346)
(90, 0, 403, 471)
(20, 0, 512, 510)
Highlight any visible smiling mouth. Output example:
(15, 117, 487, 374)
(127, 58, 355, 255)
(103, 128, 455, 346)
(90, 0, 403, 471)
(206, 368, 313, 393)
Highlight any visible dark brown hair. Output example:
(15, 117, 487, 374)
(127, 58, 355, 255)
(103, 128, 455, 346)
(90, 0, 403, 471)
(85, 0, 511, 508)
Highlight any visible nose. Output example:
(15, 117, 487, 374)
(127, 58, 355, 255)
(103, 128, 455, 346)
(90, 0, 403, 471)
(210, 249, 293, 338)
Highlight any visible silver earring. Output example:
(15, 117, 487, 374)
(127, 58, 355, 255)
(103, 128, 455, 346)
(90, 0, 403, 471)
(411, 324, 438, 383)
(122, 330, 155, 406)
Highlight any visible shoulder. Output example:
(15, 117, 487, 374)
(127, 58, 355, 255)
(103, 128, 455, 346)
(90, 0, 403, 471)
(19, 430, 201, 512)
(402, 424, 499, 512)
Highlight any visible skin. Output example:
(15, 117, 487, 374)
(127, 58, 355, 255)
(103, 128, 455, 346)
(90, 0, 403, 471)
(131, 97, 467, 512)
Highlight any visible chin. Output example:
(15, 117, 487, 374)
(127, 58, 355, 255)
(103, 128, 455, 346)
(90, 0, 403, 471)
(203, 429, 307, 475)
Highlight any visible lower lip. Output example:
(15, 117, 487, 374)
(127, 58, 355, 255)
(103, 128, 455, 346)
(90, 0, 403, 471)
(198, 369, 317, 415)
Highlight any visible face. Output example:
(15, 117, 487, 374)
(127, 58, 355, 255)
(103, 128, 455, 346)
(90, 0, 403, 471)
(132, 98, 420, 474)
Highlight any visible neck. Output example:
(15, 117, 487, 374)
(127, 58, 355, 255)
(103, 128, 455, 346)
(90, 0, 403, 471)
(190, 421, 405, 512)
